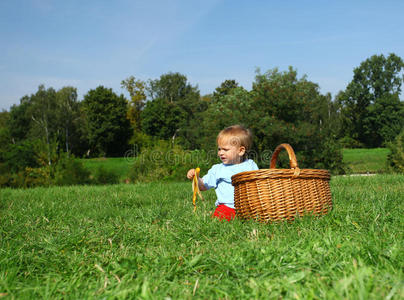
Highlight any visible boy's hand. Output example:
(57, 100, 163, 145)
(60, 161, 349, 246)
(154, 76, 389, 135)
(187, 169, 196, 180)
(187, 168, 207, 191)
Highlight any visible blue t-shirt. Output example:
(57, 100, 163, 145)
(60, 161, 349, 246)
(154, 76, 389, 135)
(202, 159, 258, 209)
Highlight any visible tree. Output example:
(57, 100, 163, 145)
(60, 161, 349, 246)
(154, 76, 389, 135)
(198, 67, 343, 172)
(1, 111, 42, 175)
(197, 67, 344, 172)
(212, 79, 239, 102)
(82, 86, 131, 157)
(121, 76, 146, 131)
(249, 68, 318, 148)
(147, 72, 194, 103)
(55, 87, 80, 156)
(387, 129, 404, 172)
(141, 97, 187, 141)
(250, 67, 343, 171)
(141, 72, 205, 148)
(198, 86, 252, 151)
(8, 100, 31, 143)
(16, 85, 83, 164)
(363, 93, 404, 147)
(0, 111, 11, 162)
(26, 85, 59, 165)
(5, 85, 86, 169)
(120, 76, 149, 154)
(337, 53, 404, 147)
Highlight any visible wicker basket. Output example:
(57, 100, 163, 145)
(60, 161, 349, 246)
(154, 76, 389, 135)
(232, 143, 332, 222)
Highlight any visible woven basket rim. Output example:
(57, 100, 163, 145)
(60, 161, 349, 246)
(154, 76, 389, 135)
(232, 168, 331, 185)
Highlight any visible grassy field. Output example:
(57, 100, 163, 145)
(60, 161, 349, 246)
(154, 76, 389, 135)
(80, 157, 133, 182)
(342, 148, 390, 174)
(1, 175, 403, 299)
(78, 148, 391, 183)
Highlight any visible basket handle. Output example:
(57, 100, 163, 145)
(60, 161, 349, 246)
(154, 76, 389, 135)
(270, 143, 299, 169)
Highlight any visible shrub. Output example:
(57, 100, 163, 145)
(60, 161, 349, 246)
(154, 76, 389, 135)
(21, 167, 51, 188)
(0, 162, 51, 188)
(387, 130, 404, 173)
(338, 136, 364, 149)
(2, 140, 39, 173)
(53, 155, 91, 186)
(313, 138, 347, 175)
(92, 166, 119, 185)
(2, 167, 51, 188)
(128, 141, 215, 183)
(0, 163, 12, 187)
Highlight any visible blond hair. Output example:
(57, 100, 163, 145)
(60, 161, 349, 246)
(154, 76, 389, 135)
(216, 125, 253, 155)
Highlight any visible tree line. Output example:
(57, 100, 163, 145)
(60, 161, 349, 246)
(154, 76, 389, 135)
(0, 53, 403, 178)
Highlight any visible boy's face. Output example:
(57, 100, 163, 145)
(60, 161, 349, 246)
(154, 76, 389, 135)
(217, 136, 246, 165)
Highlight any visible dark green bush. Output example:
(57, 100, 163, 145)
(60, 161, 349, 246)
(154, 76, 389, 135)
(20, 167, 51, 188)
(387, 130, 404, 173)
(128, 141, 215, 183)
(1, 140, 39, 173)
(338, 136, 364, 149)
(53, 155, 91, 186)
(0, 163, 12, 187)
(0, 167, 51, 189)
(92, 166, 119, 185)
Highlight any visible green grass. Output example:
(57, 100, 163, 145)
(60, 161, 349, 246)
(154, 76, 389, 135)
(343, 148, 390, 174)
(1, 175, 403, 299)
(80, 157, 132, 182)
(78, 148, 391, 184)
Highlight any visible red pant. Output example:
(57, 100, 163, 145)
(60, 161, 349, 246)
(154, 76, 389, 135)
(212, 204, 236, 221)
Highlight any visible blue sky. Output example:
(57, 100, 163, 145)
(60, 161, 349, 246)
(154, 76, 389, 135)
(1, 0, 403, 110)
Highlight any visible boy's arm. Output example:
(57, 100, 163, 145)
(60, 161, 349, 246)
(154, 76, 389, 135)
(198, 177, 207, 191)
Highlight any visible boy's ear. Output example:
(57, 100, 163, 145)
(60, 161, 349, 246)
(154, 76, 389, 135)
(239, 146, 246, 156)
